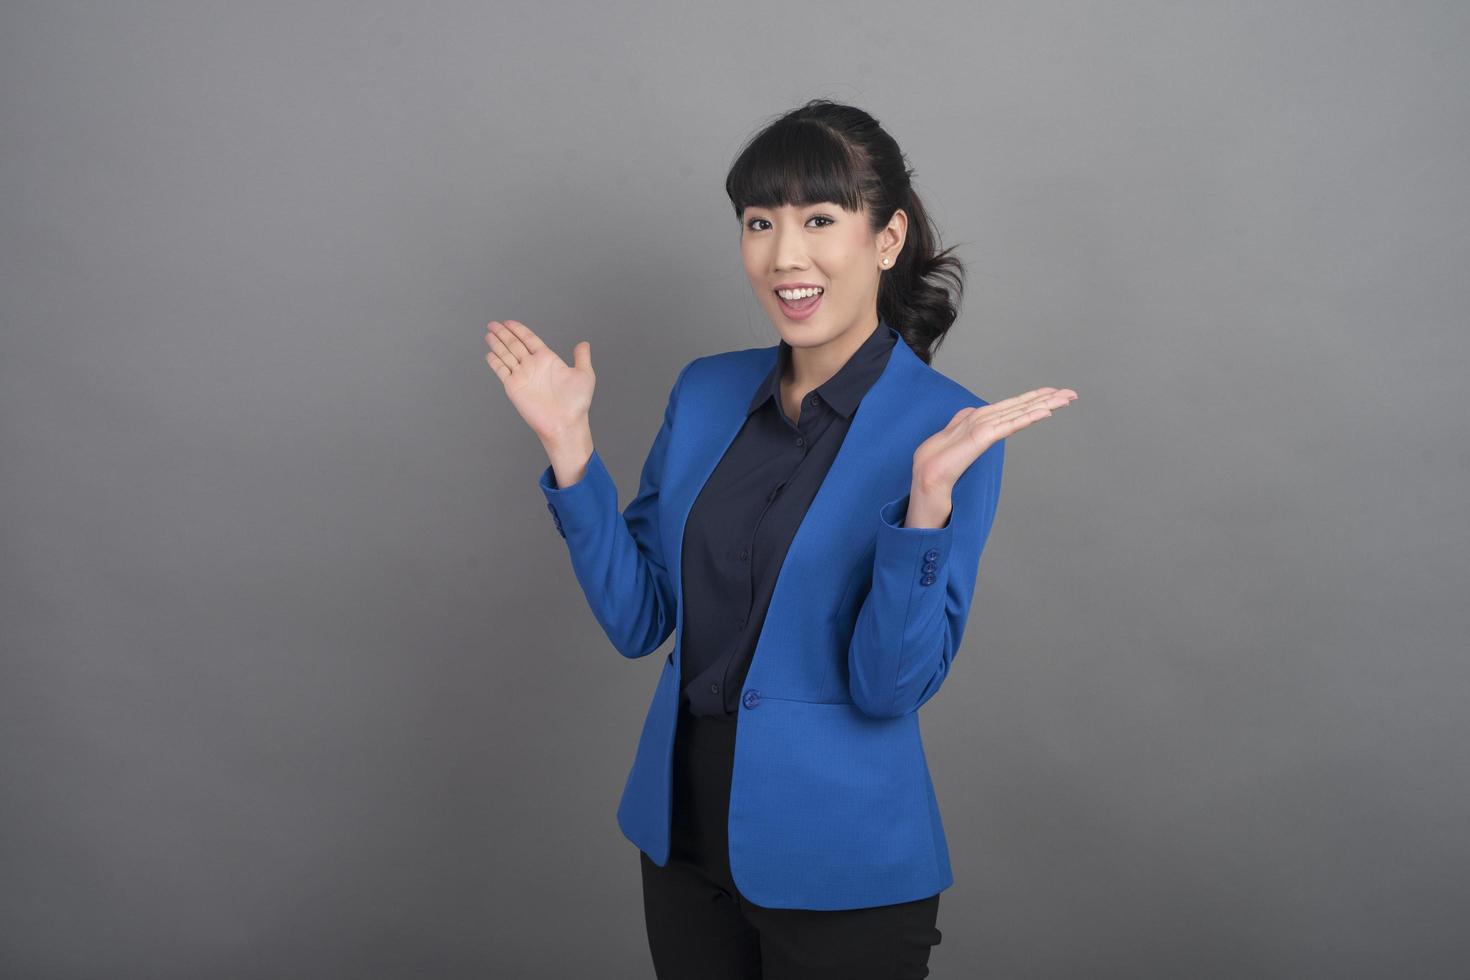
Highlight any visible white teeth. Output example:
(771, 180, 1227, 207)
(777, 287, 824, 300)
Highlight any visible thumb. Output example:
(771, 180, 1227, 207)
(572, 340, 592, 372)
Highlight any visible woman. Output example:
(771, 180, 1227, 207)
(486, 99, 1075, 978)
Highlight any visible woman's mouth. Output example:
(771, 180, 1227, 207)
(775, 288, 824, 320)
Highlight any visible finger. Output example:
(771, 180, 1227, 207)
(984, 388, 1074, 426)
(486, 322, 511, 354)
(984, 405, 1050, 434)
(486, 329, 522, 369)
(986, 403, 1055, 439)
(1039, 388, 1078, 407)
(994, 396, 1053, 422)
(485, 349, 513, 382)
(979, 387, 1063, 416)
(959, 390, 1052, 432)
(963, 398, 1036, 430)
(944, 388, 1075, 451)
(501, 320, 543, 360)
(489, 320, 532, 361)
(1011, 388, 1070, 413)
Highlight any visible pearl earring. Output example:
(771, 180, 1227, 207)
(882, 258, 890, 266)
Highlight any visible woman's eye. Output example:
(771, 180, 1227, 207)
(746, 215, 834, 231)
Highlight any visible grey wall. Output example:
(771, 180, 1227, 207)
(3, 2, 1467, 977)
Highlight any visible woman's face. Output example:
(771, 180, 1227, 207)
(740, 200, 906, 349)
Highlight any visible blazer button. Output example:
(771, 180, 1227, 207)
(922, 560, 937, 574)
(710, 682, 720, 694)
(920, 573, 936, 586)
(924, 548, 940, 562)
(742, 690, 761, 709)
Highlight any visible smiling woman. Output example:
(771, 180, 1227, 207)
(727, 98, 968, 367)
(486, 96, 1075, 980)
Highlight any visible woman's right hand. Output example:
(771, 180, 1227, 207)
(484, 320, 595, 444)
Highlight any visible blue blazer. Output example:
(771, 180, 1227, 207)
(538, 326, 1005, 910)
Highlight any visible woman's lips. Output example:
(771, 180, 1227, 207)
(776, 290, 823, 320)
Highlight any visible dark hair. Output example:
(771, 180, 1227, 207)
(725, 99, 965, 365)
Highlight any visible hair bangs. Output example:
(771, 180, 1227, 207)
(726, 121, 867, 218)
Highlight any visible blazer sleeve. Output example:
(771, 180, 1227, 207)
(536, 360, 693, 660)
(847, 434, 1005, 717)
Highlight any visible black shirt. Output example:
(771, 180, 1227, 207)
(678, 319, 899, 717)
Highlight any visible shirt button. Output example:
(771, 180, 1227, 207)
(739, 549, 748, 561)
(809, 395, 819, 406)
(795, 437, 804, 447)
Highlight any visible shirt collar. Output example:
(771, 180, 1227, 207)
(747, 318, 900, 419)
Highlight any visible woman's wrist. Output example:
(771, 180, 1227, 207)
(904, 470, 953, 529)
(903, 492, 952, 529)
(541, 420, 595, 488)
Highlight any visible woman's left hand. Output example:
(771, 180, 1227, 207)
(904, 386, 1078, 528)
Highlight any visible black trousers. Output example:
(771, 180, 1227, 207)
(639, 706, 943, 979)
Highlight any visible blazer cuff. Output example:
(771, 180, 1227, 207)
(538, 447, 615, 540)
(876, 492, 954, 587)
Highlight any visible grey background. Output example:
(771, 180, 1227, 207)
(2, 2, 1467, 977)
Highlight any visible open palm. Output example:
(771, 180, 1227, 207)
(485, 319, 596, 442)
(913, 387, 1078, 492)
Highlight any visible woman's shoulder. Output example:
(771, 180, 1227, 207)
(920, 359, 992, 410)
